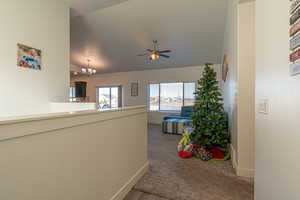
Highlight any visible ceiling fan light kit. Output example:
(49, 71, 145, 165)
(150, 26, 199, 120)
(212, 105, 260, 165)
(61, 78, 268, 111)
(138, 40, 172, 61)
(150, 52, 160, 60)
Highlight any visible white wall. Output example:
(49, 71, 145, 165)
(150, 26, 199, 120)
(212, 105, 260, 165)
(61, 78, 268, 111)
(222, 0, 239, 165)
(222, 0, 255, 177)
(0, 106, 148, 200)
(50, 103, 96, 113)
(0, 0, 70, 117)
(256, 0, 300, 199)
(71, 65, 221, 124)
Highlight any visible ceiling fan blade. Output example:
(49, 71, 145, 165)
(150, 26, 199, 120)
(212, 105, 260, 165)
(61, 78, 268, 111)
(159, 54, 170, 58)
(147, 49, 153, 52)
(137, 53, 148, 56)
(158, 50, 171, 53)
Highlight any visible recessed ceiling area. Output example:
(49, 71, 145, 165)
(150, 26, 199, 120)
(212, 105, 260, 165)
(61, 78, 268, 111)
(70, 0, 227, 73)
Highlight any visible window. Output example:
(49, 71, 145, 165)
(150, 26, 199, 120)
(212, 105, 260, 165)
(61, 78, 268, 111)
(184, 83, 196, 106)
(96, 86, 122, 109)
(160, 83, 183, 111)
(149, 84, 159, 111)
(149, 82, 196, 111)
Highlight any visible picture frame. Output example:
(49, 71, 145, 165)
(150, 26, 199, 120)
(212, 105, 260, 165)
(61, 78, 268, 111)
(222, 54, 229, 82)
(290, 0, 300, 75)
(131, 82, 139, 97)
(17, 43, 42, 70)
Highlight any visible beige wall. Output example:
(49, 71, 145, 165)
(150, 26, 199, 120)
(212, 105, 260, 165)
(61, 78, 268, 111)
(256, 0, 300, 199)
(71, 65, 221, 124)
(0, 106, 148, 200)
(237, 1, 255, 177)
(0, 0, 70, 117)
(222, 0, 255, 177)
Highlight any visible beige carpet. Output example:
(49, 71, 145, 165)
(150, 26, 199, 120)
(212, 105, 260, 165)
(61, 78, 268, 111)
(125, 125, 254, 200)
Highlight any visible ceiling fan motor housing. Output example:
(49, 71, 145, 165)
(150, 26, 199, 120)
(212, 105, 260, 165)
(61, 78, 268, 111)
(139, 40, 171, 60)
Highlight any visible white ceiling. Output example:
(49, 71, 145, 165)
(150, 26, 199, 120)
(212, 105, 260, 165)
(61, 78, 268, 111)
(69, 0, 227, 73)
(65, 0, 129, 17)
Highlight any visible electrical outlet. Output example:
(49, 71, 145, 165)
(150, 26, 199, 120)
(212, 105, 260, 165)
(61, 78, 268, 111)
(258, 99, 269, 114)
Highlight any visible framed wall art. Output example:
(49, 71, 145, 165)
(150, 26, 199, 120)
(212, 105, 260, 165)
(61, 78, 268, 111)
(222, 54, 229, 82)
(290, 0, 300, 75)
(17, 43, 42, 70)
(131, 82, 139, 97)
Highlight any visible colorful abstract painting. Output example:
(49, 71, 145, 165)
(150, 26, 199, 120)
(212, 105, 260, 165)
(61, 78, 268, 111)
(17, 43, 41, 70)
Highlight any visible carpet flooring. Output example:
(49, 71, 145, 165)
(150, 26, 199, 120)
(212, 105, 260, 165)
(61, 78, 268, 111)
(124, 125, 254, 200)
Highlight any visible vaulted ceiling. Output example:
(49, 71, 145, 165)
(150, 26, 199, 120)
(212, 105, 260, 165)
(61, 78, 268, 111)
(67, 0, 227, 73)
(65, 0, 129, 17)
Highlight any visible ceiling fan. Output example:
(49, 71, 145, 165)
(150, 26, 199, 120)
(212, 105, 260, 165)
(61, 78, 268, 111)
(138, 40, 172, 60)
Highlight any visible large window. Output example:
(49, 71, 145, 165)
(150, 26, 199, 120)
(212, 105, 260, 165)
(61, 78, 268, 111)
(96, 86, 122, 109)
(149, 82, 196, 111)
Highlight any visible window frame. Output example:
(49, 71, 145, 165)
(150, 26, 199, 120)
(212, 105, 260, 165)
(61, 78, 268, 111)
(96, 85, 122, 109)
(148, 82, 196, 112)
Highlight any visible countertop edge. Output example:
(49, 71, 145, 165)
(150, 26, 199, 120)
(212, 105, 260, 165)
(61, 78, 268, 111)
(0, 105, 147, 126)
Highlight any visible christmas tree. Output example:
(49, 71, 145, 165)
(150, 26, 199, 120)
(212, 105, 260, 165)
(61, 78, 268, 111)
(191, 63, 230, 149)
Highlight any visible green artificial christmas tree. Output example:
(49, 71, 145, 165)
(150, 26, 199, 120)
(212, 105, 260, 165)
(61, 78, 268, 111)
(191, 63, 230, 150)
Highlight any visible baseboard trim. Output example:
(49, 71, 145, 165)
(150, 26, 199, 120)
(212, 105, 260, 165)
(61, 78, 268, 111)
(236, 167, 255, 178)
(230, 144, 238, 170)
(110, 161, 149, 200)
(148, 123, 161, 126)
(230, 144, 254, 178)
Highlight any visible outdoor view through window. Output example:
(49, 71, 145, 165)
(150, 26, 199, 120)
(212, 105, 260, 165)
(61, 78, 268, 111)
(97, 86, 120, 109)
(149, 82, 196, 111)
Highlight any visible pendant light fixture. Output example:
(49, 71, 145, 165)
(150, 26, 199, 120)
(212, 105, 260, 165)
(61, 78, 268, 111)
(81, 59, 97, 75)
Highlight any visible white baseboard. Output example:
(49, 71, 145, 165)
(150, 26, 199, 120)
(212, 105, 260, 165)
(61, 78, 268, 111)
(230, 144, 254, 178)
(110, 161, 149, 200)
(236, 167, 255, 178)
(230, 144, 238, 170)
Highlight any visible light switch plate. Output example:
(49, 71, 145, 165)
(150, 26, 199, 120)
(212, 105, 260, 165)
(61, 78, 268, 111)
(258, 99, 269, 114)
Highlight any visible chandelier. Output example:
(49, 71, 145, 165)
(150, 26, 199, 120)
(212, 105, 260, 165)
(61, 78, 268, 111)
(81, 59, 97, 75)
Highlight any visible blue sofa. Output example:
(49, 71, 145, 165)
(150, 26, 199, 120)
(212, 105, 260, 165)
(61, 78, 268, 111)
(162, 106, 193, 134)
(163, 106, 193, 120)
